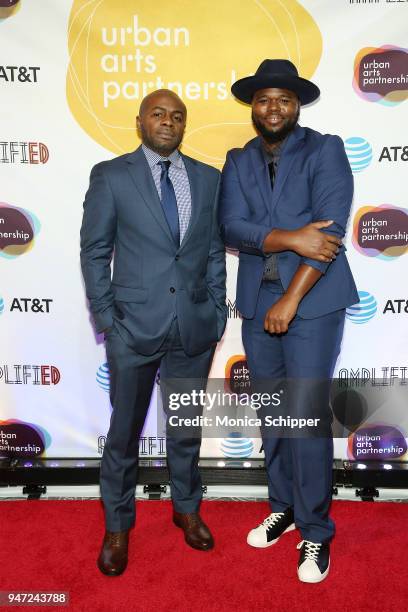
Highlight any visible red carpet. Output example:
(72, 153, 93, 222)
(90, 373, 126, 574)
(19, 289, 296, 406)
(0, 499, 407, 611)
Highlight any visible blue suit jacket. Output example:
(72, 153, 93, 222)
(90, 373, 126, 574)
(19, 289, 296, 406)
(80, 146, 227, 356)
(219, 125, 358, 319)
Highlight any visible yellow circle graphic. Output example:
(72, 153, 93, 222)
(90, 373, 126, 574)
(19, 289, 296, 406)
(67, 0, 322, 165)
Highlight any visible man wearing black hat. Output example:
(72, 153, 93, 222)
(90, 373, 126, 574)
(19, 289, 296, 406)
(219, 60, 358, 583)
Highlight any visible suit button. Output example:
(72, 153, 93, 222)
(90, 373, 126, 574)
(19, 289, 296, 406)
(170, 287, 176, 293)
(175, 255, 180, 261)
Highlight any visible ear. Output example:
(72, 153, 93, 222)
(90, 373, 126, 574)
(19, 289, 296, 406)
(136, 116, 143, 139)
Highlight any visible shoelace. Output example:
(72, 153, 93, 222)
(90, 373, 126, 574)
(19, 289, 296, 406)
(107, 533, 125, 547)
(296, 540, 322, 562)
(184, 514, 201, 527)
(262, 512, 285, 528)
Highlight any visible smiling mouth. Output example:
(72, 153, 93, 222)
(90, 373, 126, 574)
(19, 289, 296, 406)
(266, 115, 283, 125)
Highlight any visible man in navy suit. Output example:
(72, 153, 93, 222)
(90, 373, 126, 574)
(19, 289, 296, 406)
(81, 89, 227, 576)
(219, 60, 358, 583)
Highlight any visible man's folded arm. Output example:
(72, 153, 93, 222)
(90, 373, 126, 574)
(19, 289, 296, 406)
(80, 163, 117, 333)
(219, 152, 271, 255)
(302, 135, 353, 274)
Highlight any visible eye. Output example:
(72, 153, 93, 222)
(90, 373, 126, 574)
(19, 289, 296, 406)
(153, 111, 163, 117)
(173, 114, 183, 123)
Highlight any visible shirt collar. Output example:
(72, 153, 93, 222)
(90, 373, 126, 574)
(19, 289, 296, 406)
(142, 144, 183, 169)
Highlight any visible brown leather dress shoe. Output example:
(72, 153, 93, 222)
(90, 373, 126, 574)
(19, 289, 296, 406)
(173, 512, 214, 551)
(97, 530, 129, 576)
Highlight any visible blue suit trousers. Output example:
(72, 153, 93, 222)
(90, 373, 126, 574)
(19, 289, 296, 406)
(101, 318, 214, 532)
(242, 280, 345, 543)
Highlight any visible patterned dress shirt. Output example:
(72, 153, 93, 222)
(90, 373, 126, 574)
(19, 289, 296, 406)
(142, 144, 192, 243)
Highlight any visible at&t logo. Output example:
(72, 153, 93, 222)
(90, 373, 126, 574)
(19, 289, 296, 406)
(97, 363, 110, 392)
(344, 137, 372, 173)
(346, 291, 377, 324)
(220, 432, 254, 458)
(378, 146, 408, 163)
(0, 296, 53, 314)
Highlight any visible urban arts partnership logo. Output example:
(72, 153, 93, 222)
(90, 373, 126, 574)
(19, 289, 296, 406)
(348, 424, 407, 461)
(346, 291, 377, 324)
(0, 0, 21, 20)
(344, 137, 373, 173)
(353, 45, 408, 105)
(352, 205, 408, 259)
(0, 419, 50, 458)
(0, 203, 40, 259)
(225, 355, 250, 393)
(66, 0, 322, 164)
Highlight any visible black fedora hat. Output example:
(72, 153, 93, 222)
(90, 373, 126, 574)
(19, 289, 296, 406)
(231, 59, 320, 105)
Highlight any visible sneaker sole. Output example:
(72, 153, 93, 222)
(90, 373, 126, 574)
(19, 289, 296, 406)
(247, 523, 296, 548)
(297, 560, 330, 584)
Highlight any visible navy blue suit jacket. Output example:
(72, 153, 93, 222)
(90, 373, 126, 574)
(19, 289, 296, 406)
(80, 146, 227, 356)
(219, 125, 358, 319)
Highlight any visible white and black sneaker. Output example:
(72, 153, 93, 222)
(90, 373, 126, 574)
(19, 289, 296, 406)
(297, 540, 330, 583)
(247, 508, 295, 548)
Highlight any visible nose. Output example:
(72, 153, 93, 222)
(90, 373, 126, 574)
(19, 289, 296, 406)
(267, 98, 280, 111)
(161, 112, 174, 126)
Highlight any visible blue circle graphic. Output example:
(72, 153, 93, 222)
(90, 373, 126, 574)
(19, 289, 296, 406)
(344, 137, 373, 173)
(96, 362, 110, 392)
(346, 291, 377, 324)
(220, 432, 254, 458)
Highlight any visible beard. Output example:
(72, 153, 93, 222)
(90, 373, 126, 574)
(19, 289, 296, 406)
(251, 107, 300, 144)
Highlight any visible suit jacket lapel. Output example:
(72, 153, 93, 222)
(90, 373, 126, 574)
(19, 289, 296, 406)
(249, 144, 273, 212)
(125, 146, 174, 244)
(272, 125, 306, 208)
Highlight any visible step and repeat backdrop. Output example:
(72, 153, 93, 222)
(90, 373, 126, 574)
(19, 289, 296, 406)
(1, 0, 407, 463)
